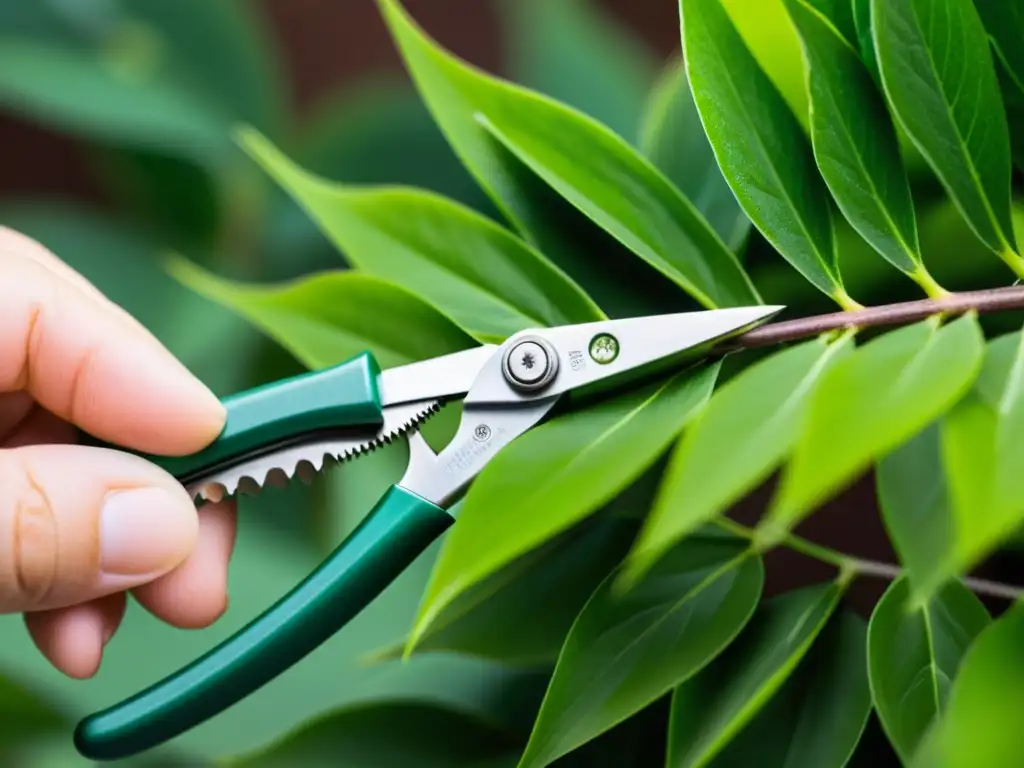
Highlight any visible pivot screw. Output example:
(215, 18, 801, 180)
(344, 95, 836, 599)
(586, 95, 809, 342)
(502, 335, 559, 392)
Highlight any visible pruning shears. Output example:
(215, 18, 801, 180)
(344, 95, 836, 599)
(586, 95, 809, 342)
(73, 305, 783, 762)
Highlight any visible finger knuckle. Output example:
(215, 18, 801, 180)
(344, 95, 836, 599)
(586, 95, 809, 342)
(0, 451, 58, 607)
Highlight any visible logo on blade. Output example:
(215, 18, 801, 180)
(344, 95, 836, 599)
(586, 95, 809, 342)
(473, 424, 492, 442)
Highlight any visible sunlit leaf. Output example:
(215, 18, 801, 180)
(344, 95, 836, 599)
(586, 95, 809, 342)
(498, 0, 657, 141)
(409, 363, 721, 653)
(624, 334, 853, 587)
(912, 602, 1024, 768)
(167, 257, 474, 370)
(974, 1, 1024, 172)
(638, 59, 751, 253)
(377, 0, 759, 314)
(763, 314, 985, 540)
(667, 581, 844, 767)
(240, 128, 605, 343)
(704, 609, 871, 768)
(517, 535, 764, 768)
(872, 0, 1021, 267)
(680, 0, 852, 306)
(784, 0, 936, 290)
(868, 577, 991, 765)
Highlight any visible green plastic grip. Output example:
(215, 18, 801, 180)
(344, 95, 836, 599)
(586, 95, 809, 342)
(74, 485, 453, 762)
(154, 352, 385, 484)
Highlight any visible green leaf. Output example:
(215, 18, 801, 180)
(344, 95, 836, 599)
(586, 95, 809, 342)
(705, 609, 871, 768)
(371, 515, 639, 666)
(867, 576, 991, 765)
(167, 258, 474, 370)
(851, 0, 880, 80)
(498, 0, 657, 142)
(377, 0, 759, 314)
(226, 700, 522, 767)
(517, 535, 765, 768)
(409, 363, 721, 652)
(871, 0, 1021, 267)
(680, 0, 851, 307)
(937, 330, 1024, 588)
(666, 581, 845, 768)
(638, 59, 752, 253)
(624, 334, 853, 586)
(876, 422, 956, 603)
(0, 672, 66, 747)
(912, 602, 1024, 768)
(763, 314, 985, 540)
(784, 0, 935, 289)
(974, 0, 1024, 172)
(0, 39, 232, 167)
(239, 128, 605, 343)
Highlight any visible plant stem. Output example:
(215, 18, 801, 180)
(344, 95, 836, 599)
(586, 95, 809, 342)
(726, 284, 1024, 351)
(715, 518, 1024, 601)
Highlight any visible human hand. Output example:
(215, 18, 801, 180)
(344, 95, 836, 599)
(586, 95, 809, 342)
(0, 227, 235, 679)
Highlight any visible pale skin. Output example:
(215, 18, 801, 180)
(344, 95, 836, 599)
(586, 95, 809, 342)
(0, 226, 235, 679)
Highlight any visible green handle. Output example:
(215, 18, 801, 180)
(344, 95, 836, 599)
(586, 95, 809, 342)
(74, 485, 453, 762)
(153, 352, 385, 484)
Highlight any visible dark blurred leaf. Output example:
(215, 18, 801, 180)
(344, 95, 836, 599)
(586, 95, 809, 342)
(625, 335, 853, 587)
(763, 314, 985, 541)
(517, 535, 764, 768)
(0, 672, 66, 747)
(638, 59, 751, 253)
(872, 0, 1020, 265)
(227, 700, 523, 767)
(973, 0, 1024, 172)
(681, 0, 851, 306)
(705, 610, 871, 768)
(167, 258, 475, 370)
(372, 515, 639, 666)
(241, 128, 606, 343)
(410, 363, 721, 658)
(868, 576, 990, 765)
(497, 0, 657, 142)
(667, 581, 845, 767)
(912, 602, 1024, 768)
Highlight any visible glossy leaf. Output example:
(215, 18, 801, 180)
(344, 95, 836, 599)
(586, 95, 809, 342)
(784, 0, 929, 284)
(850, 0, 879, 80)
(517, 535, 764, 768)
(763, 315, 985, 539)
(876, 422, 956, 603)
(228, 701, 522, 767)
(872, 0, 1020, 263)
(409, 363, 721, 651)
(371, 516, 638, 666)
(667, 581, 845, 768)
(240, 128, 604, 343)
(867, 576, 990, 764)
(167, 257, 474, 370)
(638, 59, 751, 252)
(681, 0, 849, 305)
(498, 0, 657, 141)
(705, 609, 871, 768)
(624, 334, 853, 586)
(0, 40, 231, 166)
(912, 603, 1024, 768)
(378, 0, 759, 313)
(937, 331, 1024, 589)
(975, 0, 1024, 171)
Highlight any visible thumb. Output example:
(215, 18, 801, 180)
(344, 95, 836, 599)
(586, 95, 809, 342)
(0, 444, 199, 613)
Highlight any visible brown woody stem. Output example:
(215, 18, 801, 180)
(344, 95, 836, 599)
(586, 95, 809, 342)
(728, 285, 1024, 350)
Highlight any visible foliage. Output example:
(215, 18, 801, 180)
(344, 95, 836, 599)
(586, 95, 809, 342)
(1, 0, 1023, 766)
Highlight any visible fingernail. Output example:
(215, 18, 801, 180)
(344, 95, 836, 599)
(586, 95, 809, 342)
(100, 488, 197, 576)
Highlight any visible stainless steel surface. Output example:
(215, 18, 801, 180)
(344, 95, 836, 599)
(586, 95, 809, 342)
(190, 399, 442, 503)
(465, 306, 784, 406)
(378, 345, 497, 406)
(501, 335, 559, 392)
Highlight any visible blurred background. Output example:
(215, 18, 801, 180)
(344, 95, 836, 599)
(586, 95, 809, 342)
(0, 1, 1019, 765)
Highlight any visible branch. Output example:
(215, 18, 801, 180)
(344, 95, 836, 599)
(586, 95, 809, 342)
(729, 285, 1024, 350)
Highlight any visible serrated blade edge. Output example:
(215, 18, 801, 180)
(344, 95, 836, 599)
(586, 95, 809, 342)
(188, 400, 442, 503)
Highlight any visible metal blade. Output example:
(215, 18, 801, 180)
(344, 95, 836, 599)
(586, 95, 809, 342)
(378, 345, 497, 406)
(189, 399, 442, 503)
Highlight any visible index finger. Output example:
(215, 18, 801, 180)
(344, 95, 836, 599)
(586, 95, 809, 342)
(0, 242, 226, 455)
